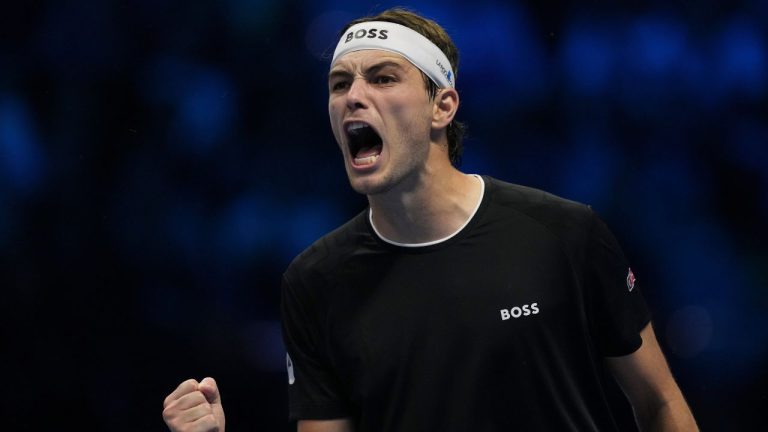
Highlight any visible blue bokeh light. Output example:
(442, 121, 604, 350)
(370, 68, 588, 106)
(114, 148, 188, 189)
(626, 15, 688, 76)
(142, 56, 237, 155)
(716, 16, 766, 96)
(215, 194, 279, 262)
(554, 129, 619, 208)
(562, 21, 617, 94)
(448, 3, 549, 104)
(170, 72, 236, 154)
(0, 94, 45, 194)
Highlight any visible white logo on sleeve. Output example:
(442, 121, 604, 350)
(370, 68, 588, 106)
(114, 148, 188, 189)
(500, 302, 540, 320)
(286, 353, 295, 385)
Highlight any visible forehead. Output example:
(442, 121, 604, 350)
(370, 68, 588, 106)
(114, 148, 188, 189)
(330, 49, 416, 73)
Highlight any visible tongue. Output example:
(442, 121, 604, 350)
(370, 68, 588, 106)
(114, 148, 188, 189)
(356, 144, 382, 158)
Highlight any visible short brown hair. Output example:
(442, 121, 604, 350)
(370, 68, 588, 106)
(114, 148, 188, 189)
(340, 8, 467, 166)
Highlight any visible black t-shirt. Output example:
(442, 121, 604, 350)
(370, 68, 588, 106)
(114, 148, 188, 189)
(281, 176, 650, 431)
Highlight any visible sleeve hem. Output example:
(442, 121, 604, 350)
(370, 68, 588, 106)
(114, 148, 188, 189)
(601, 314, 653, 358)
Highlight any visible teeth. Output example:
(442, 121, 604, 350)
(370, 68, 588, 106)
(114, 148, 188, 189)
(354, 154, 379, 165)
(346, 121, 369, 133)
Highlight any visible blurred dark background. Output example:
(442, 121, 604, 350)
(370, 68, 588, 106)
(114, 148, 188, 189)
(2, 0, 766, 430)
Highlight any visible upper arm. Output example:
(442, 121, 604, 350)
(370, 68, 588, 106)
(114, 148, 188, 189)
(606, 322, 681, 405)
(298, 418, 354, 432)
(605, 322, 697, 430)
(283, 275, 352, 422)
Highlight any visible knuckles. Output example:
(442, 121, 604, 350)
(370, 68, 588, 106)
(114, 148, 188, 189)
(164, 379, 200, 408)
(163, 379, 221, 432)
(162, 393, 212, 418)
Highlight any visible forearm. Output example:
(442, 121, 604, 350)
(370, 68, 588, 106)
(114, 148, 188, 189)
(298, 418, 355, 432)
(608, 324, 698, 432)
(635, 396, 698, 432)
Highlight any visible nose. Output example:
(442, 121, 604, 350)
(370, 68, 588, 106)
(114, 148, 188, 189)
(345, 77, 368, 111)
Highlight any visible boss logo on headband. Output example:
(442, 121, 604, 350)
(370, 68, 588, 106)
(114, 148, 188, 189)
(345, 28, 389, 43)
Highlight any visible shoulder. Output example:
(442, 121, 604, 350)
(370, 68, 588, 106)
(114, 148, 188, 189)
(284, 209, 371, 286)
(482, 176, 631, 273)
(483, 176, 596, 238)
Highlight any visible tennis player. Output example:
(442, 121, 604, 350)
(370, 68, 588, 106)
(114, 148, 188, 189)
(163, 8, 698, 432)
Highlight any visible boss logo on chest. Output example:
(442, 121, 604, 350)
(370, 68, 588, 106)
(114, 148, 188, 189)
(500, 302, 540, 320)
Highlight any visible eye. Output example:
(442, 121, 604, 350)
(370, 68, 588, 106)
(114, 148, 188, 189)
(330, 80, 350, 92)
(373, 75, 396, 85)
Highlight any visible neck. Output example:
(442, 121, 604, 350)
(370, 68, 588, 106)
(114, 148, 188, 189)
(368, 165, 482, 245)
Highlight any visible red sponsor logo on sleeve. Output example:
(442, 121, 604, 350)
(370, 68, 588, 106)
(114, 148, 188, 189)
(626, 268, 636, 292)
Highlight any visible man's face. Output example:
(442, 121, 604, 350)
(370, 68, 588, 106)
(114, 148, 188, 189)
(328, 50, 434, 196)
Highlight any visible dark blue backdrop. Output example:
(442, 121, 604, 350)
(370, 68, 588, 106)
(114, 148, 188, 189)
(3, 1, 766, 430)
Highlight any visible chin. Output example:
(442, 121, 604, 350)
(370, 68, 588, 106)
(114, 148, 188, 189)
(347, 172, 395, 196)
(348, 178, 386, 196)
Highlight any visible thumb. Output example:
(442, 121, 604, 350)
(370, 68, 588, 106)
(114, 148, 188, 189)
(199, 377, 221, 404)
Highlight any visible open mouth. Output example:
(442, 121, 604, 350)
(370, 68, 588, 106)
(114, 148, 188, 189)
(345, 121, 383, 167)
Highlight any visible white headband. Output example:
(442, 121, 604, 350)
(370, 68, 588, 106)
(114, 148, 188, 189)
(331, 21, 455, 88)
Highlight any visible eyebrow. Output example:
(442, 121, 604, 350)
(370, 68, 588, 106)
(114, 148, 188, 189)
(328, 60, 407, 81)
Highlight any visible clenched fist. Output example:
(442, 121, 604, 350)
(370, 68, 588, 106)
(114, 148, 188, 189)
(163, 377, 225, 432)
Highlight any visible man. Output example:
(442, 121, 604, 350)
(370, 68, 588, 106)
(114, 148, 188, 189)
(163, 8, 698, 432)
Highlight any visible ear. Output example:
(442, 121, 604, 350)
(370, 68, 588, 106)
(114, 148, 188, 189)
(431, 88, 459, 130)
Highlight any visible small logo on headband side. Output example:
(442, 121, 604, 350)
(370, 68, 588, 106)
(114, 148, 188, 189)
(345, 28, 389, 43)
(436, 59, 453, 85)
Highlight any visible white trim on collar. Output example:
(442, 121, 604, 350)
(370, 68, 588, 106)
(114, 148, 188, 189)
(369, 175, 485, 248)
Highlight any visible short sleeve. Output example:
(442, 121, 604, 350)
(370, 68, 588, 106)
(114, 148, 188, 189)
(280, 274, 352, 421)
(585, 210, 651, 357)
